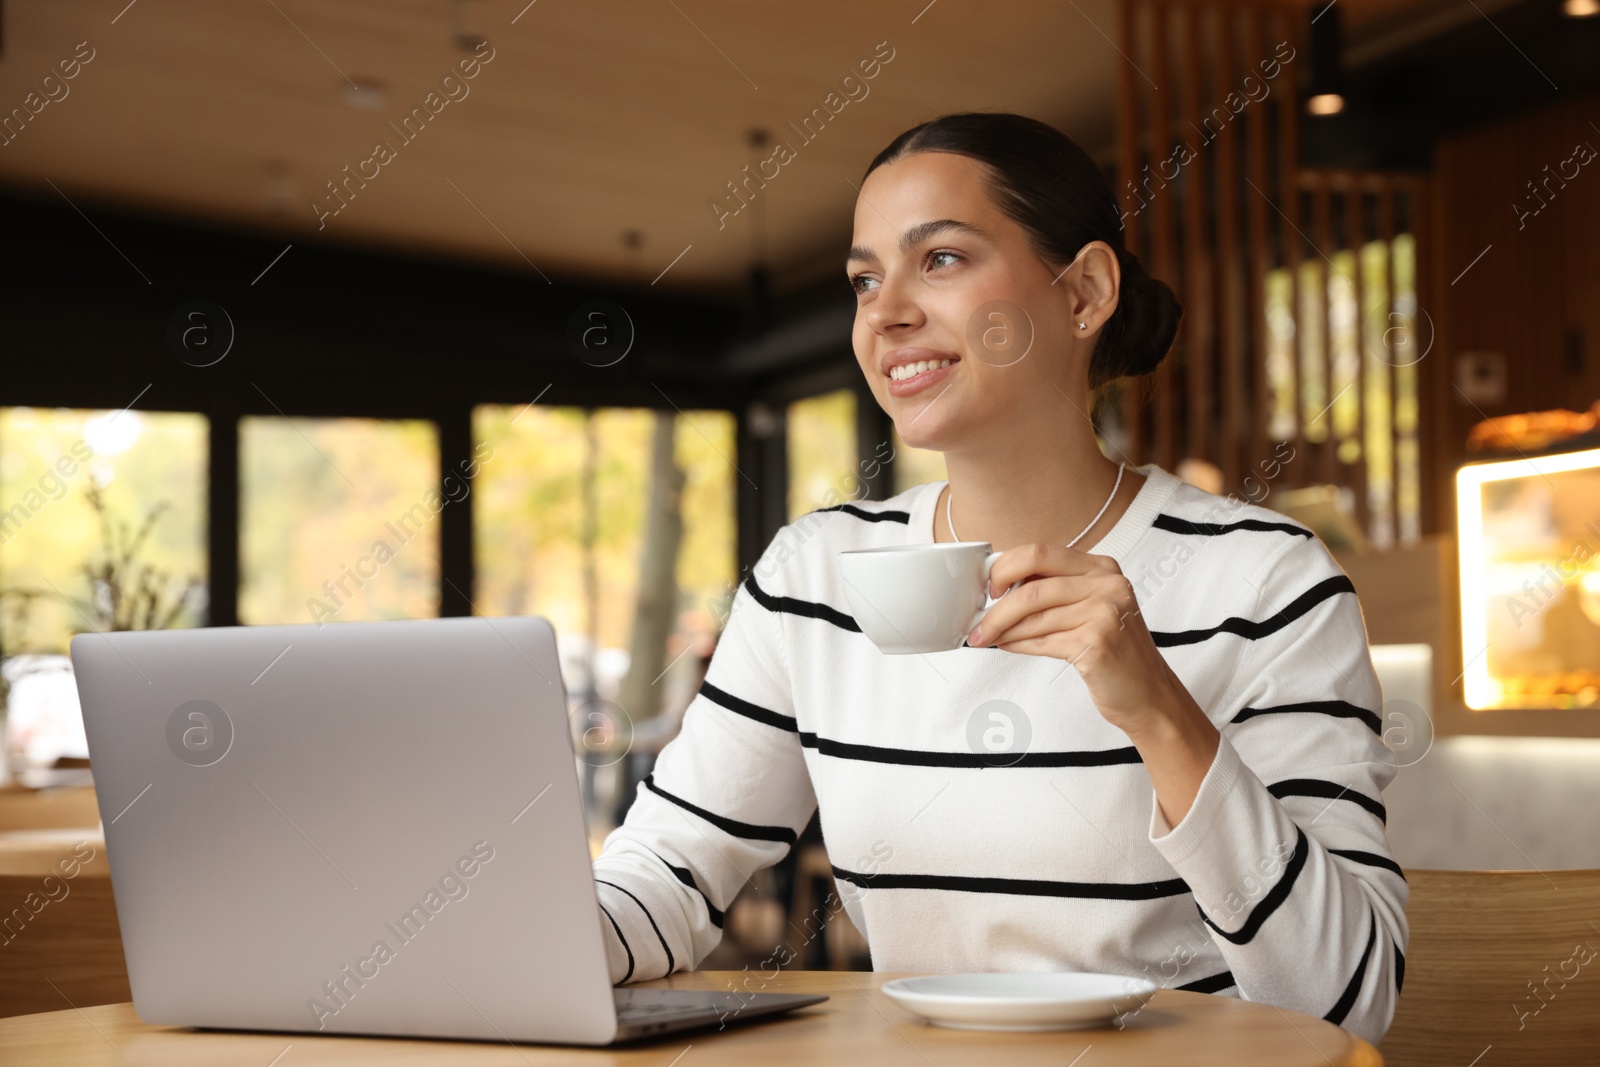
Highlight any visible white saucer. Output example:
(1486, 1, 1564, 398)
(880, 972, 1158, 1032)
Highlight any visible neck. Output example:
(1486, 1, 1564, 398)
(937, 417, 1140, 551)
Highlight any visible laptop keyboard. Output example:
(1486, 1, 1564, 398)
(619, 1003, 692, 1018)
(615, 989, 741, 1023)
(613, 989, 824, 1039)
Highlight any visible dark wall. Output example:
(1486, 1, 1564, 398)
(0, 191, 753, 416)
(1303, 0, 1600, 171)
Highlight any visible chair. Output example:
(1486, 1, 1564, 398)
(0, 785, 102, 833)
(0, 831, 129, 1018)
(783, 841, 870, 970)
(1380, 868, 1600, 1067)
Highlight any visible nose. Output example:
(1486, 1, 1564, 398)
(864, 269, 926, 336)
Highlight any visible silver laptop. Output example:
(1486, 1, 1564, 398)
(71, 615, 825, 1045)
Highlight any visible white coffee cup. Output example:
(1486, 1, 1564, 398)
(837, 542, 1007, 655)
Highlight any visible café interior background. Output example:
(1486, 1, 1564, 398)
(1, 0, 1600, 977)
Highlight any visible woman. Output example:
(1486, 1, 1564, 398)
(591, 112, 1407, 1045)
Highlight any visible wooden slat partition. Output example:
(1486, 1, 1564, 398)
(1180, 2, 1214, 467)
(1243, 10, 1272, 485)
(1277, 3, 1306, 492)
(1313, 180, 1336, 486)
(1148, 2, 1178, 473)
(1115, 0, 1147, 465)
(1210, 7, 1241, 491)
(1351, 176, 1370, 533)
(1113, 0, 1431, 546)
(1407, 172, 1436, 545)
(1374, 187, 1398, 548)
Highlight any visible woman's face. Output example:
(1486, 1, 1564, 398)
(847, 150, 1084, 453)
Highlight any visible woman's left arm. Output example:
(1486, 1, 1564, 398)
(973, 537, 1408, 1046)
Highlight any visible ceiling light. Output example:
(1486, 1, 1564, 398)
(1305, 3, 1347, 117)
(1563, 0, 1600, 17)
(345, 81, 388, 109)
(453, 0, 485, 50)
(263, 162, 294, 213)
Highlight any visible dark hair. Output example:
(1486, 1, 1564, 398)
(864, 112, 1181, 391)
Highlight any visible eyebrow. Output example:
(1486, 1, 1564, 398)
(846, 218, 993, 267)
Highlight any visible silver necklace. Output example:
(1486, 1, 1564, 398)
(946, 462, 1126, 549)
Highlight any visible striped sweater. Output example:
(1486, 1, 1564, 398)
(592, 463, 1409, 1045)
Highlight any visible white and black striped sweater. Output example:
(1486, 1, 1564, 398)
(593, 463, 1408, 1045)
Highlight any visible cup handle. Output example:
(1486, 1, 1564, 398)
(967, 551, 1008, 633)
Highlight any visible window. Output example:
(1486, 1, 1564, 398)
(239, 416, 439, 625)
(472, 403, 736, 686)
(787, 390, 857, 520)
(1263, 234, 1421, 547)
(0, 407, 206, 653)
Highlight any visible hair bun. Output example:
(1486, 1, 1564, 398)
(1090, 249, 1182, 388)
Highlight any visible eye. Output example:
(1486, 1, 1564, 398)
(849, 249, 964, 296)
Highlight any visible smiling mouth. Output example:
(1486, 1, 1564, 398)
(887, 357, 958, 382)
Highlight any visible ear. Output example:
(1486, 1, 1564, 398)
(1068, 241, 1121, 330)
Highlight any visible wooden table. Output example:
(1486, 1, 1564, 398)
(0, 969, 1380, 1065)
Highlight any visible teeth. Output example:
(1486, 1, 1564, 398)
(889, 358, 954, 381)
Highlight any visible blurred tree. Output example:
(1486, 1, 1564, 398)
(614, 412, 685, 725)
(473, 404, 734, 657)
(0, 484, 199, 641)
(75, 483, 201, 633)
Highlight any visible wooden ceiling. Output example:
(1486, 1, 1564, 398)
(0, 0, 1461, 298)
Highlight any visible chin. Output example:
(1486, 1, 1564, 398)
(890, 409, 953, 454)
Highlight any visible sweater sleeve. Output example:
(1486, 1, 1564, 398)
(1146, 533, 1409, 1047)
(590, 544, 817, 984)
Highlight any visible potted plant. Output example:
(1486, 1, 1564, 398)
(0, 484, 201, 784)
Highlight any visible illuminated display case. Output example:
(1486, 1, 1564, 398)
(1457, 446, 1600, 710)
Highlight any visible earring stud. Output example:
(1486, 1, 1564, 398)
(1076, 321, 1088, 331)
